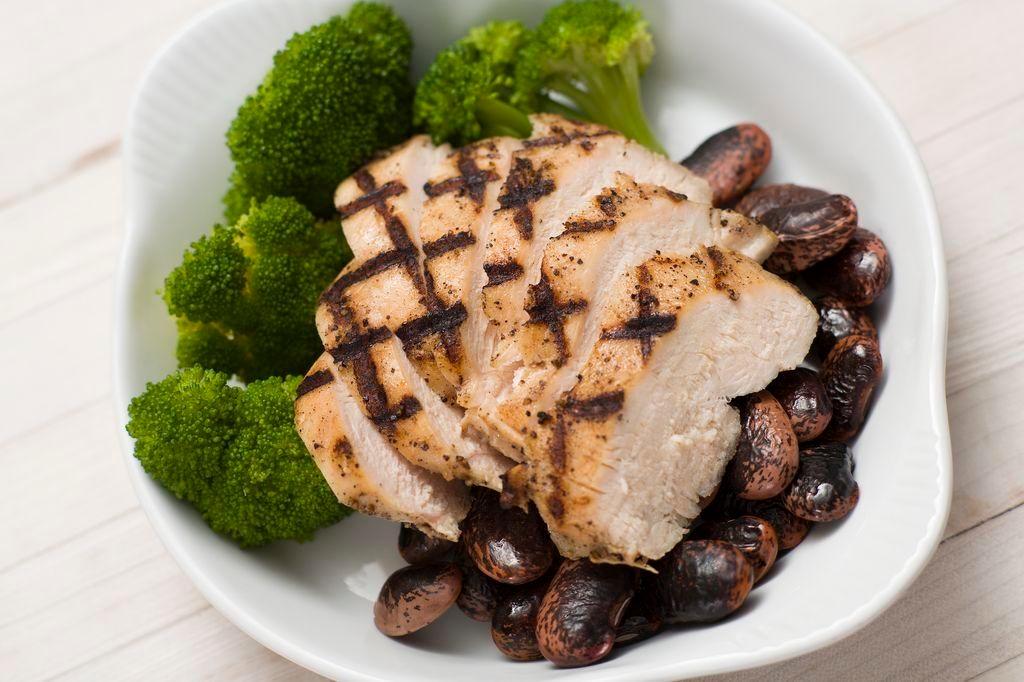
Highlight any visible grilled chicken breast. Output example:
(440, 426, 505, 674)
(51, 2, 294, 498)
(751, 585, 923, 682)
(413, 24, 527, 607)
(315, 136, 514, 490)
(463, 117, 713, 436)
(466, 175, 778, 458)
(510, 247, 816, 565)
(294, 354, 470, 540)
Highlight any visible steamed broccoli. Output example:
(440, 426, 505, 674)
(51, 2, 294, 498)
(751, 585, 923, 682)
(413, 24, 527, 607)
(164, 196, 351, 381)
(516, 0, 666, 155)
(127, 368, 350, 547)
(224, 2, 414, 221)
(413, 20, 533, 145)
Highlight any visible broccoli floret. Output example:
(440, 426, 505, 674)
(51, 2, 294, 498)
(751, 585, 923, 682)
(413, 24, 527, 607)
(224, 2, 414, 221)
(516, 0, 666, 155)
(127, 368, 350, 547)
(414, 20, 533, 145)
(164, 196, 351, 381)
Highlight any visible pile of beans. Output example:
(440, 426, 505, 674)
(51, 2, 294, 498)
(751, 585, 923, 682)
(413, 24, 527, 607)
(373, 125, 891, 667)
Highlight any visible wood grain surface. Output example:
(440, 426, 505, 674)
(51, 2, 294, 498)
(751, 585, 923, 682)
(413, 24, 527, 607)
(1, 0, 1021, 679)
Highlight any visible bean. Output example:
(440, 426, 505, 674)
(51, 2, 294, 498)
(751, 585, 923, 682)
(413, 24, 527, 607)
(784, 443, 860, 522)
(462, 490, 554, 584)
(653, 540, 753, 624)
(491, 580, 550, 661)
(727, 391, 799, 500)
(807, 227, 892, 306)
(535, 560, 634, 667)
(821, 334, 883, 441)
(374, 562, 461, 637)
(735, 183, 828, 219)
(614, 589, 662, 646)
(681, 123, 772, 206)
(698, 516, 779, 583)
(398, 525, 454, 564)
(768, 368, 833, 442)
(709, 493, 813, 550)
(813, 297, 878, 359)
(760, 194, 859, 274)
(457, 559, 504, 622)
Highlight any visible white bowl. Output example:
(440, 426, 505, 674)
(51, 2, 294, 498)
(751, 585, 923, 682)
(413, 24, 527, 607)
(114, 0, 952, 679)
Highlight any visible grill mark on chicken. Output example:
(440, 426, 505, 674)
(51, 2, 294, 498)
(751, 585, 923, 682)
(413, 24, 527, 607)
(394, 302, 468, 349)
(560, 391, 625, 419)
(483, 259, 524, 288)
(600, 264, 676, 360)
(706, 245, 740, 301)
(336, 174, 406, 217)
(525, 273, 587, 366)
(320, 246, 418, 305)
(423, 148, 499, 203)
(522, 125, 615, 149)
(296, 369, 333, 398)
(328, 321, 423, 434)
(560, 218, 617, 235)
(422, 230, 476, 260)
(496, 157, 555, 240)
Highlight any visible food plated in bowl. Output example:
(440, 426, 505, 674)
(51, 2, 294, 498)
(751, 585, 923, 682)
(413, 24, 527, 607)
(115, 0, 951, 678)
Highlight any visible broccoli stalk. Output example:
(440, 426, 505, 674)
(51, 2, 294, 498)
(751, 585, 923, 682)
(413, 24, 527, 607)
(225, 2, 415, 221)
(413, 20, 533, 146)
(164, 196, 351, 381)
(517, 0, 666, 155)
(127, 368, 350, 547)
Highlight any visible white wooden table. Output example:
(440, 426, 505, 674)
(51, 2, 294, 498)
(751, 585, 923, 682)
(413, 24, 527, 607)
(2, 0, 1022, 679)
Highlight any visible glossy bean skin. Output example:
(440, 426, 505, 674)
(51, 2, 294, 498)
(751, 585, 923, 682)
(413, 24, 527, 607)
(813, 297, 878, 359)
(821, 335, 884, 441)
(491, 580, 549, 661)
(374, 562, 461, 637)
(462, 490, 554, 584)
(398, 525, 454, 565)
(735, 183, 828, 219)
(807, 227, 892, 306)
(698, 516, 779, 582)
(681, 123, 772, 206)
(535, 560, 634, 668)
(653, 540, 753, 624)
(768, 368, 833, 442)
(727, 391, 800, 500)
(760, 194, 859, 274)
(457, 560, 504, 622)
(709, 493, 813, 550)
(784, 443, 860, 522)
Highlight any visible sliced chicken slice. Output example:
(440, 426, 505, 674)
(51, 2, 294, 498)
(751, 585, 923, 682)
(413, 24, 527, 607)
(294, 354, 470, 540)
(512, 246, 816, 566)
(463, 116, 713, 434)
(316, 136, 513, 490)
(467, 175, 778, 458)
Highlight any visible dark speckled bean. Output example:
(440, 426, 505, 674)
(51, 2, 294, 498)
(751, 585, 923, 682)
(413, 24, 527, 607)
(457, 560, 504, 622)
(374, 562, 461, 637)
(681, 123, 772, 206)
(653, 540, 753, 624)
(727, 391, 799, 500)
(768, 368, 834, 442)
(491, 580, 550, 661)
(807, 227, 892, 306)
(614, 588, 663, 646)
(698, 516, 779, 583)
(535, 560, 634, 667)
(813, 297, 879, 359)
(821, 334, 884, 441)
(784, 443, 860, 522)
(398, 525, 455, 565)
(735, 183, 828, 219)
(709, 493, 813, 550)
(760, 194, 858, 274)
(462, 490, 554, 585)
